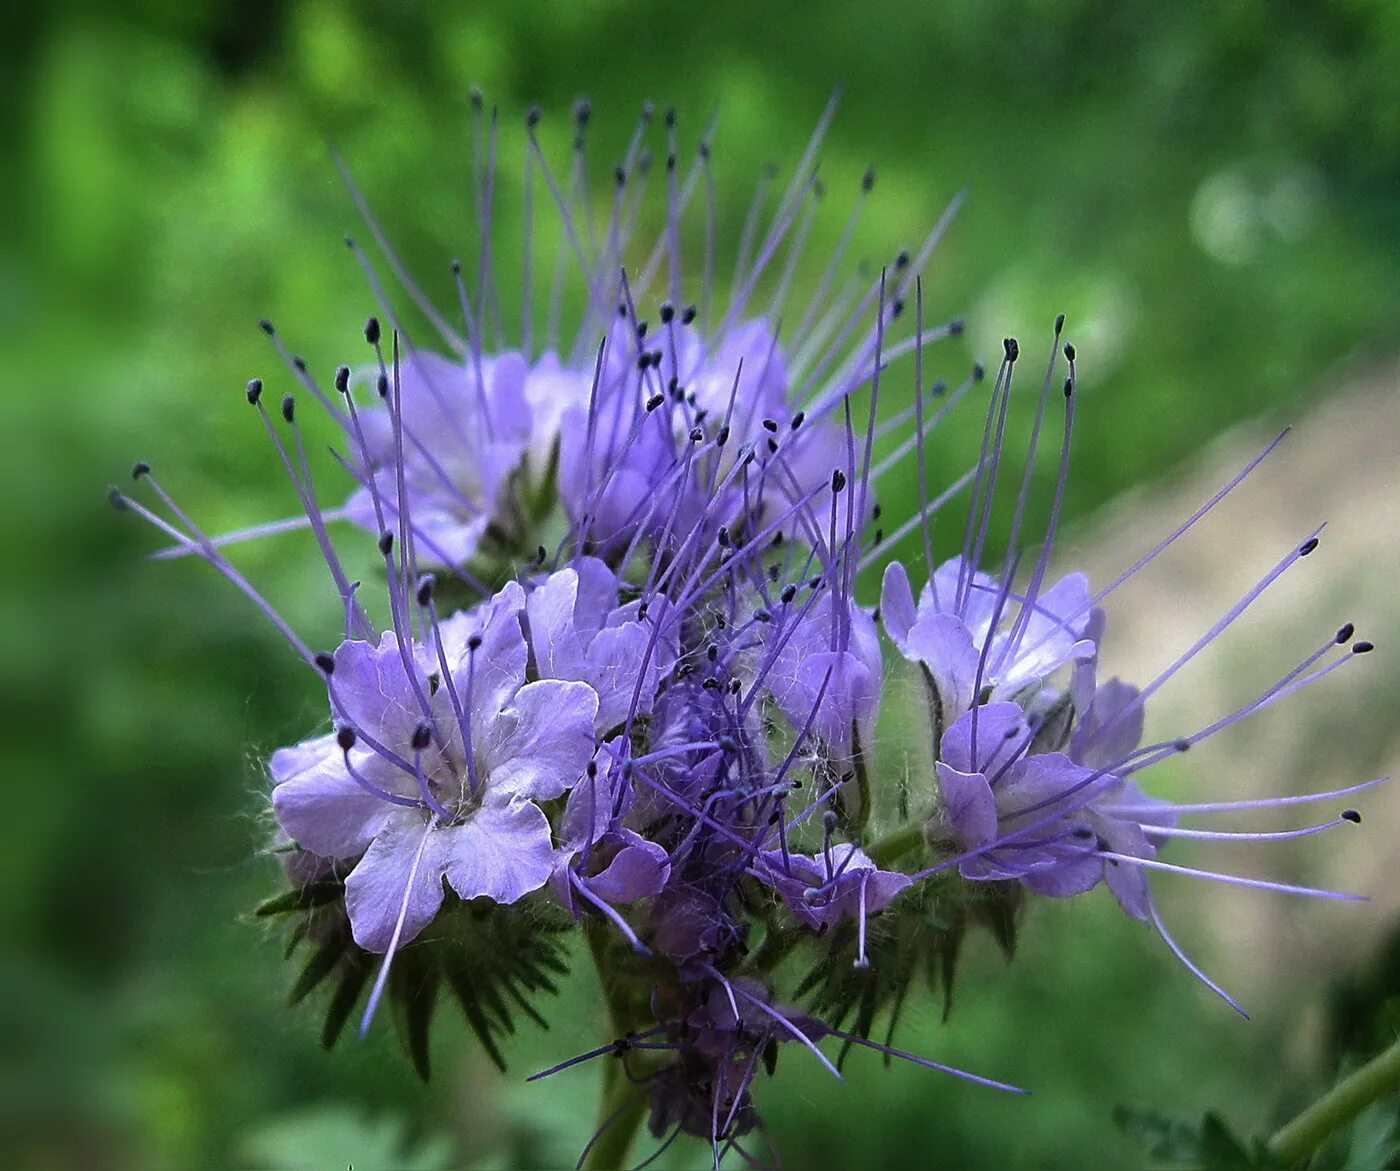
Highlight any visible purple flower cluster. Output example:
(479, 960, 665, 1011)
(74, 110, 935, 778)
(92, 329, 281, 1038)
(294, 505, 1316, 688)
(115, 96, 1379, 1167)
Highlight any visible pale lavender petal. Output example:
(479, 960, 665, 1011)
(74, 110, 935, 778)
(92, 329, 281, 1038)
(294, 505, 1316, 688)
(880, 560, 918, 651)
(271, 746, 398, 860)
(1073, 678, 1144, 769)
(440, 798, 556, 905)
(935, 763, 999, 848)
(344, 812, 446, 952)
(905, 612, 980, 717)
(480, 679, 599, 801)
(940, 703, 1027, 776)
(588, 834, 672, 904)
(331, 634, 433, 747)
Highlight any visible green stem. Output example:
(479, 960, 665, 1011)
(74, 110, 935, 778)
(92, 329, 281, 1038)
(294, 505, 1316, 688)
(582, 1068, 648, 1170)
(582, 921, 648, 1169)
(1268, 1037, 1400, 1168)
(868, 819, 924, 868)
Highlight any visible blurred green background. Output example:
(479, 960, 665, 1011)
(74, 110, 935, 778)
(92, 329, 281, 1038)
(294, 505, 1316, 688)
(5, 2, 1400, 1168)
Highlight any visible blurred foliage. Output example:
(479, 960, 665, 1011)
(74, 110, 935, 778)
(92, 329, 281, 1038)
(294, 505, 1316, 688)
(4, 1, 1400, 1168)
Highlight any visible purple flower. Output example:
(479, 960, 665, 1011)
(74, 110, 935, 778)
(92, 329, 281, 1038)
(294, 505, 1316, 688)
(756, 844, 912, 935)
(343, 350, 539, 567)
(271, 585, 598, 952)
(932, 701, 1164, 913)
(756, 588, 883, 756)
(523, 558, 677, 733)
(882, 555, 1095, 720)
(550, 750, 671, 934)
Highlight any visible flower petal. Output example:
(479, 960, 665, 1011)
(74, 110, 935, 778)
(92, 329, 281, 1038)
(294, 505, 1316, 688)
(440, 799, 556, 905)
(480, 680, 599, 801)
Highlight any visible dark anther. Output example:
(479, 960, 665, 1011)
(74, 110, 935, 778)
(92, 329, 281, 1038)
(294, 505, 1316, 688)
(1063, 342, 1076, 362)
(949, 318, 965, 336)
(336, 726, 357, 752)
(315, 652, 336, 675)
(411, 723, 432, 751)
(664, 106, 676, 128)
(258, 318, 275, 336)
(427, 672, 440, 695)
(753, 608, 771, 623)
(246, 378, 264, 405)
(871, 606, 881, 622)
(666, 153, 677, 172)
(649, 348, 663, 366)
(364, 316, 381, 345)
(690, 426, 705, 443)
(292, 355, 307, 372)
(822, 810, 839, 833)
(762, 418, 778, 433)
(766, 437, 779, 454)
(1336, 622, 1355, 644)
(862, 166, 876, 192)
(771, 530, 785, 547)
(637, 602, 649, 620)
(1174, 738, 1192, 752)
(586, 759, 598, 778)
(131, 461, 150, 480)
(1055, 313, 1066, 334)
(873, 529, 884, 545)
(526, 105, 542, 128)
(972, 362, 986, 382)
(872, 503, 882, 520)
(718, 736, 737, 755)
(831, 469, 847, 493)
(467, 633, 483, 651)
(469, 87, 484, 111)
(451, 258, 462, 274)
(1073, 825, 1095, 839)
(895, 249, 910, 270)
(1353, 640, 1374, 654)
(1299, 537, 1320, 556)
(703, 677, 720, 690)
(614, 164, 627, 187)
(1064, 377, 1074, 398)
(107, 487, 128, 511)
(646, 393, 665, 412)
(791, 411, 805, 430)
(717, 526, 731, 547)
(728, 678, 741, 693)
(377, 530, 394, 556)
(334, 366, 350, 393)
(891, 298, 905, 319)
(617, 302, 628, 317)
(573, 99, 591, 125)
(536, 545, 547, 563)
(376, 373, 390, 398)
(707, 644, 719, 662)
(1341, 809, 1362, 824)
(1003, 337, 1019, 362)
(659, 302, 675, 324)
(281, 395, 295, 423)
(416, 576, 436, 607)
(780, 584, 797, 604)
(699, 140, 711, 160)
(636, 321, 649, 340)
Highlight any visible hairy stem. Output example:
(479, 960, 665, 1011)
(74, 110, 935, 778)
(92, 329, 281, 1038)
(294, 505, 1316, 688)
(1268, 1037, 1400, 1167)
(582, 921, 648, 1169)
(867, 819, 925, 868)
